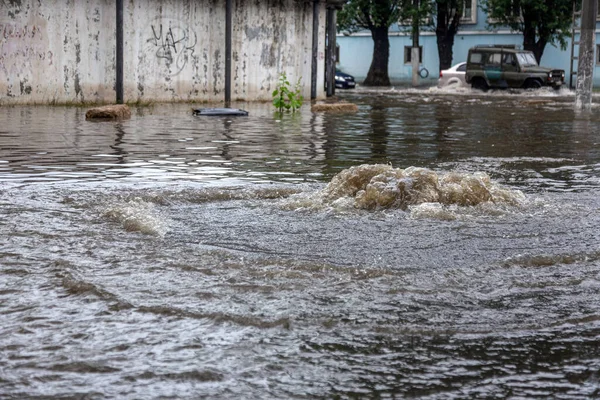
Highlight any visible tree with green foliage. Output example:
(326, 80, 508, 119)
(482, 0, 576, 64)
(338, 0, 465, 83)
(337, 0, 404, 86)
(434, 1, 466, 71)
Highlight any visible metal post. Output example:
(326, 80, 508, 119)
(116, 0, 124, 104)
(326, 6, 336, 97)
(225, 0, 232, 107)
(575, 0, 597, 110)
(311, 0, 320, 100)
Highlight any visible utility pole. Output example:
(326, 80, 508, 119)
(575, 0, 597, 110)
(326, 4, 337, 97)
(225, 0, 232, 107)
(311, 0, 320, 100)
(411, 0, 420, 87)
(116, 0, 124, 104)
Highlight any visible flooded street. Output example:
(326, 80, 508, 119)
(1, 88, 600, 399)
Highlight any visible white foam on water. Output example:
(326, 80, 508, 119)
(103, 198, 170, 236)
(356, 85, 578, 99)
(408, 202, 459, 221)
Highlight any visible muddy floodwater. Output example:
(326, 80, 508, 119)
(1, 87, 600, 399)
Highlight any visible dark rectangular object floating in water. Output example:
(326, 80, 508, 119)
(193, 108, 249, 116)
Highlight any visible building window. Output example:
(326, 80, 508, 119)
(596, 44, 600, 65)
(460, 0, 477, 24)
(336, 44, 340, 64)
(404, 46, 423, 64)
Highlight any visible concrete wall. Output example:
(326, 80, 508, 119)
(0, 0, 116, 104)
(337, 33, 441, 85)
(124, 0, 226, 102)
(0, 0, 327, 105)
(232, 0, 323, 101)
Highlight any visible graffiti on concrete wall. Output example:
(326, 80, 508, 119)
(0, 22, 53, 97)
(2, 24, 40, 40)
(0, 23, 53, 65)
(147, 22, 197, 76)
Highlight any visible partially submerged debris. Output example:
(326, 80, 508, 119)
(85, 104, 131, 120)
(192, 108, 249, 116)
(311, 102, 358, 113)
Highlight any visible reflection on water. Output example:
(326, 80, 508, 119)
(1, 88, 599, 185)
(1, 88, 600, 399)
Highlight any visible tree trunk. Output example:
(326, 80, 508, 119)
(363, 26, 390, 86)
(436, 32, 455, 72)
(523, 23, 547, 64)
(436, 5, 460, 73)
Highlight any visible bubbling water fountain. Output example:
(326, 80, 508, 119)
(321, 164, 526, 210)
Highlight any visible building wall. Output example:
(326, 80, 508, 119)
(0, 0, 116, 104)
(231, 0, 320, 101)
(337, 2, 599, 87)
(124, 0, 226, 103)
(0, 0, 327, 105)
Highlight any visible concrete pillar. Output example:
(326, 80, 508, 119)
(575, 0, 597, 110)
(411, 48, 420, 87)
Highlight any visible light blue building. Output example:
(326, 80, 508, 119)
(336, 1, 599, 87)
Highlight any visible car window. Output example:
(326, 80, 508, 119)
(487, 53, 501, 65)
(502, 54, 515, 65)
(469, 52, 483, 64)
(457, 63, 466, 72)
(517, 52, 538, 67)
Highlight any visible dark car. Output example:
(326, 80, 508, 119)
(465, 45, 565, 91)
(335, 70, 356, 89)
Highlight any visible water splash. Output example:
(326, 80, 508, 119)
(282, 164, 525, 217)
(103, 198, 170, 236)
(323, 164, 525, 210)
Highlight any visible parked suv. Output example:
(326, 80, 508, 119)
(465, 45, 565, 91)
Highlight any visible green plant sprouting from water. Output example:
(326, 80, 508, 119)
(272, 72, 303, 113)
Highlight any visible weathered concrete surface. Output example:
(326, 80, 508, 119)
(575, 0, 598, 111)
(85, 104, 132, 120)
(232, 0, 325, 101)
(0, 0, 328, 105)
(124, 0, 226, 103)
(0, 0, 116, 105)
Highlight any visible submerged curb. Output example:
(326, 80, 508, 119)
(311, 102, 359, 113)
(86, 104, 132, 120)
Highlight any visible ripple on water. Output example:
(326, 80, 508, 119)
(1, 98, 600, 399)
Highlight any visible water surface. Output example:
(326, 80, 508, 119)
(1, 87, 600, 399)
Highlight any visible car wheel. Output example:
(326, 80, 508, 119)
(471, 78, 489, 92)
(523, 79, 542, 90)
